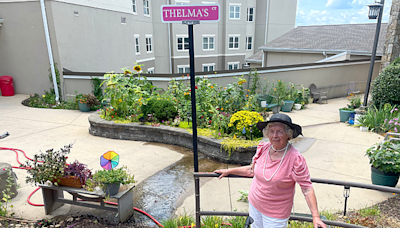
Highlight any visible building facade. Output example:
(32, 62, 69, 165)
(0, 0, 297, 95)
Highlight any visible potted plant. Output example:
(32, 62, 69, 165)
(22, 145, 71, 185)
(84, 166, 135, 196)
(339, 107, 355, 122)
(366, 140, 400, 187)
(57, 160, 92, 188)
(76, 94, 100, 112)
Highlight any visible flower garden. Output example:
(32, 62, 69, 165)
(96, 65, 311, 152)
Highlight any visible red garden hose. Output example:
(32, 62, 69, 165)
(1, 147, 164, 227)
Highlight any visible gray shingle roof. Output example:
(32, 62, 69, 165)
(260, 23, 388, 53)
(245, 50, 263, 62)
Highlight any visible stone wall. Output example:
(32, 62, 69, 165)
(381, 0, 400, 71)
(88, 113, 256, 165)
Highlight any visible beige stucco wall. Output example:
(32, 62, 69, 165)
(0, 1, 57, 95)
(63, 60, 381, 99)
(265, 52, 326, 67)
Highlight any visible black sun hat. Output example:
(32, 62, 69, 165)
(256, 113, 303, 138)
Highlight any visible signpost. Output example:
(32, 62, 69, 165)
(161, 4, 220, 227)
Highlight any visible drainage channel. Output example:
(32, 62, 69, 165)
(131, 143, 227, 227)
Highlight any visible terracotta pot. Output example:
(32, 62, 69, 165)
(55, 176, 84, 188)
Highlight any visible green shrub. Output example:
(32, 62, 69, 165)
(141, 98, 178, 122)
(372, 58, 400, 107)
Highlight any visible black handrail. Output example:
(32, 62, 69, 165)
(194, 172, 400, 228)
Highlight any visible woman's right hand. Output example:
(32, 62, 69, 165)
(213, 169, 230, 179)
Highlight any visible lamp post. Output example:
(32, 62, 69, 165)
(363, 0, 384, 107)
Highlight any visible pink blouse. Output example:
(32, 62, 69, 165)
(248, 142, 313, 219)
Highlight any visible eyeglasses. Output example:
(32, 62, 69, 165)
(267, 129, 286, 137)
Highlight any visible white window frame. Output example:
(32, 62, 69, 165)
(177, 65, 190, 73)
(228, 35, 240, 50)
(202, 1, 216, 3)
(246, 36, 253, 50)
(143, 0, 150, 17)
(227, 62, 240, 70)
(145, 35, 153, 53)
(229, 4, 241, 20)
(176, 0, 190, 5)
(134, 35, 140, 55)
(202, 35, 215, 51)
(132, 0, 137, 14)
(247, 7, 254, 22)
(147, 67, 154, 74)
(202, 63, 215, 72)
(177, 35, 189, 51)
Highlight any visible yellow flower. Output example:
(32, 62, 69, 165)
(274, 88, 276, 91)
(134, 65, 142, 72)
(42, 95, 45, 98)
(124, 70, 132, 74)
(278, 80, 280, 82)
(191, 223, 195, 227)
(215, 224, 218, 228)
(215, 71, 217, 74)
(119, 99, 122, 102)
(221, 108, 224, 110)
(246, 94, 249, 97)
(226, 101, 228, 103)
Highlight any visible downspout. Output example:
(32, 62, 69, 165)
(40, 0, 59, 102)
(264, 0, 270, 44)
(323, 51, 328, 59)
(167, 0, 172, 73)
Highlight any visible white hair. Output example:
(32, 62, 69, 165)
(262, 122, 293, 140)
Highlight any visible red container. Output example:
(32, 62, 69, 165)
(0, 76, 15, 96)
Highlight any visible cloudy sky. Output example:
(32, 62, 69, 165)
(296, 0, 392, 26)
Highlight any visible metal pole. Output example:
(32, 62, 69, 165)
(363, 0, 384, 106)
(188, 24, 201, 228)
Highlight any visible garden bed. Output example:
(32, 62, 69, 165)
(88, 113, 256, 165)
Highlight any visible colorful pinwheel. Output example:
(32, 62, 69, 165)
(100, 151, 119, 170)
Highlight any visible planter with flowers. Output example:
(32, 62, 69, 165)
(22, 144, 92, 188)
(366, 138, 400, 187)
(76, 94, 100, 112)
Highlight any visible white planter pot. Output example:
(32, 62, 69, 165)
(294, 103, 302, 110)
(360, 126, 368, 132)
(354, 114, 363, 125)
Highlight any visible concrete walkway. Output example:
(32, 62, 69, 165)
(0, 95, 396, 223)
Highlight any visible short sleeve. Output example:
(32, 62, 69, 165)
(292, 154, 313, 189)
(252, 142, 269, 165)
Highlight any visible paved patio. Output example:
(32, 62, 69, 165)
(0, 94, 396, 224)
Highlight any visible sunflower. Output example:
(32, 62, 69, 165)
(133, 65, 142, 72)
(124, 70, 132, 74)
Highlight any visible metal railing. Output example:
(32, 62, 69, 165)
(194, 172, 400, 228)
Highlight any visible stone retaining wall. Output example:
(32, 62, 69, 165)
(88, 113, 256, 165)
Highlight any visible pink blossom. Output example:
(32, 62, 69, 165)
(389, 120, 394, 124)
(395, 118, 399, 121)
(2, 168, 5, 171)
(395, 127, 398, 132)
(391, 109, 394, 113)
(395, 108, 398, 111)
(385, 119, 388, 123)
(218, 133, 221, 136)
(396, 122, 399, 125)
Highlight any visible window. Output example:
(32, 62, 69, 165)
(147, 67, 154, 74)
(177, 36, 189, 51)
(121, 17, 126, 24)
(134, 35, 140, 54)
(178, 65, 190, 73)
(143, 0, 150, 16)
(202, 63, 215, 72)
(246, 36, 252, 50)
(146, 35, 152, 53)
(202, 36, 215, 50)
(229, 4, 240, 19)
(247, 8, 254, 21)
(228, 36, 239, 49)
(228, 62, 239, 70)
(132, 0, 137, 13)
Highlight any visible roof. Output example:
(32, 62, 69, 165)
(244, 51, 263, 62)
(259, 23, 388, 54)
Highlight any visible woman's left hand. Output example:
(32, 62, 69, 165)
(313, 217, 326, 228)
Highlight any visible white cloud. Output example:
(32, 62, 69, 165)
(326, 0, 352, 9)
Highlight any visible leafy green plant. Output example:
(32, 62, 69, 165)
(0, 168, 15, 217)
(237, 190, 249, 202)
(91, 77, 103, 101)
(366, 140, 400, 173)
(348, 94, 362, 109)
(248, 69, 262, 96)
(359, 104, 398, 133)
(48, 63, 62, 101)
(141, 98, 178, 122)
(339, 107, 355, 111)
(22, 144, 71, 185)
(372, 57, 400, 108)
(84, 166, 135, 192)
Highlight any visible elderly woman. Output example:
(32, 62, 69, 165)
(214, 113, 326, 228)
